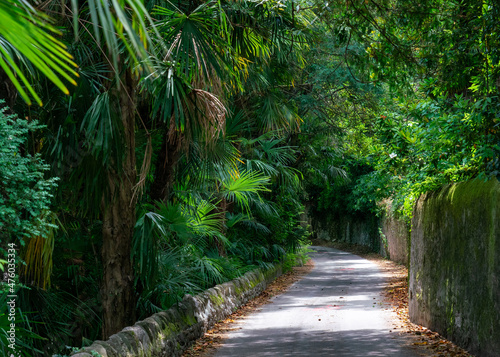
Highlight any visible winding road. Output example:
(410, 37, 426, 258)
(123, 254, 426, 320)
(215, 246, 424, 356)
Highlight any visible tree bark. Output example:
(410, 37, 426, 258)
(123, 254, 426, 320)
(101, 70, 137, 339)
(150, 127, 182, 202)
(215, 197, 228, 257)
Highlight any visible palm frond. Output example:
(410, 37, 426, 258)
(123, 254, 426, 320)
(248, 197, 279, 219)
(0, 0, 78, 105)
(153, 1, 232, 82)
(80, 91, 124, 165)
(137, 246, 203, 314)
(220, 169, 270, 213)
(246, 159, 279, 177)
(257, 90, 302, 132)
(183, 198, 224, 239)
(192, 255, 225, 286)
(76, 0, 156, 73)
(146, 0, 239, 144)
(21, 212, 58, 290)
(259, 138, 297, 165)
(133, 201, 192, 289)
(225, 109, 250, 137)
(238, 216, 272, 236)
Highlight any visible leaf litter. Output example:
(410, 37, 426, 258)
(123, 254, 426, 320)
(182, 260, 315, 357)
(317, 240, 475, 357)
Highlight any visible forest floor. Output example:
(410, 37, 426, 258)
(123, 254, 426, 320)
(182, 241, 474, 357)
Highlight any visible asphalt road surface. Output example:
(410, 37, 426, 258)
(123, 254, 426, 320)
(215, 246, 424, 357)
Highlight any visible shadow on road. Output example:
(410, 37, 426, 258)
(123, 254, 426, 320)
(219, 327, 419, 356)
(215, 247, 424, 357)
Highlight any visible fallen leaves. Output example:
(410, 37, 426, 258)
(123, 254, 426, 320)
(381, 267, 473, 357)
(184, 241, 476, 357)
(407, 326, 475, 357)
(181, 261, 315, 357)
(323, 241, 474, 357)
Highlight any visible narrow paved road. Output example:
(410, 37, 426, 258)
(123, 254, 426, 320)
(215, 246, 423, 357)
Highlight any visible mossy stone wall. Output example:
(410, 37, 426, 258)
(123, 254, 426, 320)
(310, 213, 382, 252)
(70, 265, 283, 357)
(409, 178, 500, 357)
(381, 211, 410, 265)
(309, 208, 410, 266)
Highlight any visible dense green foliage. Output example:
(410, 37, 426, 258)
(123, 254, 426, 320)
(303, 0, 500, 223)
(1, 1, 313, 355)
(0, 107, 58, 246)
(0, 0, 499, 355)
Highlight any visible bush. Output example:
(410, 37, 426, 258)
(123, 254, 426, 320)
(0, 104, 58, 258)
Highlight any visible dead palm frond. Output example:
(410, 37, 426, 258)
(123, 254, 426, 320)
(21, 211, 60, 290)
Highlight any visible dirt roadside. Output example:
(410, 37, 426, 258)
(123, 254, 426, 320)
(182, 242, 474, 357)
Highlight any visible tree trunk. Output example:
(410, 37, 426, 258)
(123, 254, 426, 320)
(101, 70, 137, 339)
(214, 197, 231, 257)
(150, 127, 182, 202)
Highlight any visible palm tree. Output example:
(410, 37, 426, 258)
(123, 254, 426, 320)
(57, 0, 154, 337)
(2, 0, 156, 338)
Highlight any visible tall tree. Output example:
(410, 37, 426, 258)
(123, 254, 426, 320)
(69, 0, 153, 336)
(22, 0, 155, 338)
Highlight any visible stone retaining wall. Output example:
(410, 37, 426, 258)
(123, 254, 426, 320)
(409, 178, 500, 357)
(71, 265, 282, 357)
(380, 211, 410, 266)
(309, 209, 410, 266)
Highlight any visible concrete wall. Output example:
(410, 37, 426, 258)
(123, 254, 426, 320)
(409, 178, 500, 357)
(71, 265, 282, 357)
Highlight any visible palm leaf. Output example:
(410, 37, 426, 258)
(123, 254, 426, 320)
(220, 169, 270, 213)
(0, 0, 78, 105)
(20, 211, 57, 290)
(80, 91, 124, 165)
(154, 1, 232, 81)
(192, 255, 225, 286)
(133, 202, 191, 289)
(184, 198, 224, 238)
(77, 0, 156, 73)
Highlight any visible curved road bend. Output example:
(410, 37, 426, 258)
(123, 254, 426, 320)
(215, 246, 424, 357)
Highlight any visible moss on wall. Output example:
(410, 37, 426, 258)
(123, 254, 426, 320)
(310, 212, 381, 251)
(409, 178, 500, 357)
(72, 264, 284, 357)
(381, 209, 411, 265)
